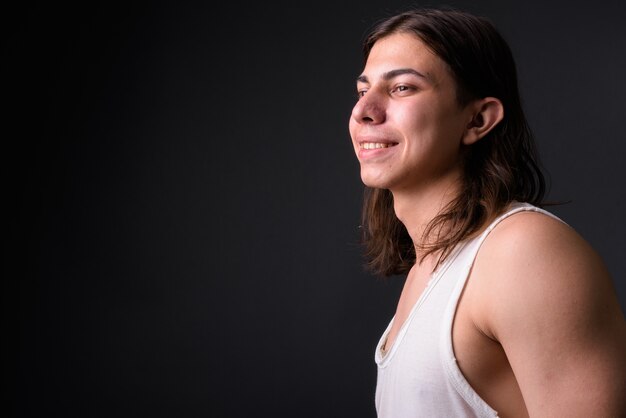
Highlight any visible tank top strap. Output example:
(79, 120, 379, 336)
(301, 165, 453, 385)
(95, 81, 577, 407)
(438, 202, 564, 417)
(474, 202, 564, 250)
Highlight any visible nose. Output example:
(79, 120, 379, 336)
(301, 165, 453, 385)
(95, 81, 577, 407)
(351, 91, 386, 125)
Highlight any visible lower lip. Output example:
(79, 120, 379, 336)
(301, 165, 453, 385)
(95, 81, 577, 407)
(358, 145, 397, 160)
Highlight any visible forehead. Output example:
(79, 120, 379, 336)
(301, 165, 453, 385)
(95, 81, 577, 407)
(362, 32, 450, 84)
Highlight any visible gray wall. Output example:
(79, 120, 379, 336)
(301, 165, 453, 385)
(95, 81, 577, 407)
(6, 1, 624, 417)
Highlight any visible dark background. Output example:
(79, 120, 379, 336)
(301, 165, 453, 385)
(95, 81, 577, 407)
(4, 1, 625, 417)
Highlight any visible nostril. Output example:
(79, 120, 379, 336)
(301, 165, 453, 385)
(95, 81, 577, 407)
(352, 99, 385, 124)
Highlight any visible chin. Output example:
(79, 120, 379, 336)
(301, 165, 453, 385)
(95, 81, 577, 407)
(360, 171, 391, 189)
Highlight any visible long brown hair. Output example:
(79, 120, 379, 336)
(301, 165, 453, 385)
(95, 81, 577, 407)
(359, 8, 546, 276)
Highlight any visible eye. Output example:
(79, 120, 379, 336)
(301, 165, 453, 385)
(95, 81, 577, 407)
(391, 84, 413, 94)
(356, 88, 368, 99)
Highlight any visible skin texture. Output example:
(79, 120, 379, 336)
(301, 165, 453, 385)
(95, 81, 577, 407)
(350, 32, 626, 417)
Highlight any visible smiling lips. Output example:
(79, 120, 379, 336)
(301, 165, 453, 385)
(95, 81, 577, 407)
(361, 142, 395, 149)
(357, 140, 399, 159)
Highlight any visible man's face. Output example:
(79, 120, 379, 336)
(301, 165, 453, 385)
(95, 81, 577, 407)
(349, 32, 473, 193)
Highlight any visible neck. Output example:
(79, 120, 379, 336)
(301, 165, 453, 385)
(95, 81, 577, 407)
(391, 175, 462, 259)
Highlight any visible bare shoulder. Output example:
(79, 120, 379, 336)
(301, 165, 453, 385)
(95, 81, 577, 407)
(483, 208, 602, 273)
(468, 208, 626, 415)
(473, 208, 621, 329)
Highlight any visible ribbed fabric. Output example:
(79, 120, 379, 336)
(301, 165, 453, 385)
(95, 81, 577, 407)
(374, 202, 562, 417)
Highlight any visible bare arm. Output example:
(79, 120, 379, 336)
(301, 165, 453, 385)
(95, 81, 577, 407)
(477, 213, 626, 417)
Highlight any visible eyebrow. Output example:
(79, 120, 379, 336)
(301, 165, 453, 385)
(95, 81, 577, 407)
(356, 68, 429, 84)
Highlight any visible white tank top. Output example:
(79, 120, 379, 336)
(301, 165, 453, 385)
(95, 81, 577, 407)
(374, 202, 562, 417)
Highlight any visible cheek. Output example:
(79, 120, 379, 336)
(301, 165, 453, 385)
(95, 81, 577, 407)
(395, 100, 426, 122)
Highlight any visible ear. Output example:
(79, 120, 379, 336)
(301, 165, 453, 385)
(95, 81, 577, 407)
(462, 97, 504, 145)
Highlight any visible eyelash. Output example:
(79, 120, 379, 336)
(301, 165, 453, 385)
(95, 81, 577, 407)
(391, 85, 413, 93)
(356, 84, 415, 99)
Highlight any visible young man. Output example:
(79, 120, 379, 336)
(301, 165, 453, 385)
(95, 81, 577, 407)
(349, 8, 626, 417)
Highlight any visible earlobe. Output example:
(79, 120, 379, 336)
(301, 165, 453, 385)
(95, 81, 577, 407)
(462, 97, 504, 145)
